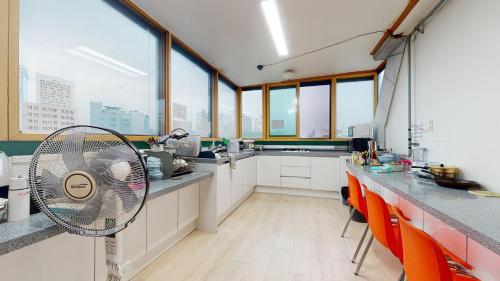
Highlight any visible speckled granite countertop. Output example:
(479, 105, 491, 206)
(347, 162, 500, 255)
(255, 150, 351, 157)
(0, 171, 213, 256)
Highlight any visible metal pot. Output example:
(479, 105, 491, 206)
(428, 165, 458, 179)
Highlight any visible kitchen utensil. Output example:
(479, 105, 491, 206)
(420, 170, 478, 189)
(378, 153, 397, 163)
(468, 190, 500, 198)
(0, 152, 9, 187)
(8, 176, 30, 222)
(412, 164, 458, 179)
(29, 125, 149, 280)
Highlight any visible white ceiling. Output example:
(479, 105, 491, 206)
(132, 0, 439, 86)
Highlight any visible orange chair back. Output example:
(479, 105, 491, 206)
(346, 172, 367, 218)
(364, 186, 401, 262)
(393, 206, 453, 281)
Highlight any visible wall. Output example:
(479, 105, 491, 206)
(386, 0, 500, 192)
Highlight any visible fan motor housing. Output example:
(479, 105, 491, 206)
(63, 171, 97, 201)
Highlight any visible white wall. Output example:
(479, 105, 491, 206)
(386, 0, 500, 192)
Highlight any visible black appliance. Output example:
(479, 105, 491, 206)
(348, 138, 372, 153)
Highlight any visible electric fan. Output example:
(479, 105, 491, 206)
(28, 125, 149, 280)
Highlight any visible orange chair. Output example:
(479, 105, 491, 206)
(354, 186, 404, 281)
(341, 173, 371, 263)
(392, 206, 479, 281)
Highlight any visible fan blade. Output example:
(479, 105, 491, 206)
(94, 173, 139, 213)
(62, 132, 87, 171)
(94, 144, 139, 164)
(40, 169, 63, 197)
(70, 190, 102, 226)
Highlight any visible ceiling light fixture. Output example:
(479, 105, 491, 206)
(261, 0, 288, 57)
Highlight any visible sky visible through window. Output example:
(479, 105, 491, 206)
(242, 89, 263, 138)
(336, 79, 374, 138)
(19, 0, 163, 135)
(170, 47, 212, 137)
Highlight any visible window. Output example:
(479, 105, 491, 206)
(299, 81, 331, 138)
(217, 79, 237, 139)
(269, 86, 297, 137)
(335, 77, 375, 138)
(378, 68, 385, 100)
(19, 0, 165, 136)
(241, 87, 263, 138)
(170, 43, 212, 137)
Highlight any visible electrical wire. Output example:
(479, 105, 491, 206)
(258, 30, 385, 69)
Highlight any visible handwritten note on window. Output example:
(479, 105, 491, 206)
(21, 102, 77, 134)
(36, 73, 74, 107)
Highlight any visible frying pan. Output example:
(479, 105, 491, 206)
(420, 170, 478, 189)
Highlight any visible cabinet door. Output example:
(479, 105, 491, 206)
(338, 156, 350, 188)
(250, 156, 257, 188)
(0, 233, 94, 281)
(216, 163, 231, 216)
(146, 191, 178, 252)
(257, 156, 281, 187)
(310, 157, 340, 191)
(179, 183, 200, 230)
(231, 161, 242, 205)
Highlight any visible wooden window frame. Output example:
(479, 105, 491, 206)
(0, 0, 8, 140)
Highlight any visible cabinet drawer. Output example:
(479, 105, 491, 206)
(280, 166, 310, 178)
(280, 156, 311, 167)
(281, 176, 311, 189)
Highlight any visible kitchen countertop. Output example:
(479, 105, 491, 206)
(0, 171, 213, 256)
(255, 150, 351, 158)
(185, 151, 256, 165)
(347, 162, 500, 255)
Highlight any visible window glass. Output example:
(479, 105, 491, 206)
(299, 82, 330, 138)
(241, 88, 263, 138)
(269, 86, 297, 137)
(217, 80, 237, 139)
(378, 68, 385, 100)
(19, 0, 164, 135)
(336, 77, 374, 138)
(170, 44, 212, 137)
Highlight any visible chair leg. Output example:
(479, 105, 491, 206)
(354, 235, 373, 275)
(398, 270, 405, 281)
(341, 208, 355, 238)
(351, 224, 369, 263)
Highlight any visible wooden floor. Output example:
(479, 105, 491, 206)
(133, 192, 402, 281)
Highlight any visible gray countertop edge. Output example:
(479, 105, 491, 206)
(347, 163, 500, 255)
(255, 150, 351, 157)
(185, 151, 256, 165)
(0, 171, 213, 256)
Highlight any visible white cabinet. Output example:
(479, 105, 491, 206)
(281, 177, 311, 189)
(249, 156, 257, 189)
(257, 156, 281, 187)
(0, 233, 94, 281)
(310, 157, 340, 191)
(338, 156, 350, 188)
(146, 191, 178, 252)
(179, 183, 200, 230)
(230, 163, 242, 205)
(216, 163, 232, 217)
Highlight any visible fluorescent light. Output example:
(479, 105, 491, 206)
(76, 46, 148, 76)
(261, 0, 288, 56)
(66, 49, 139, 77)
